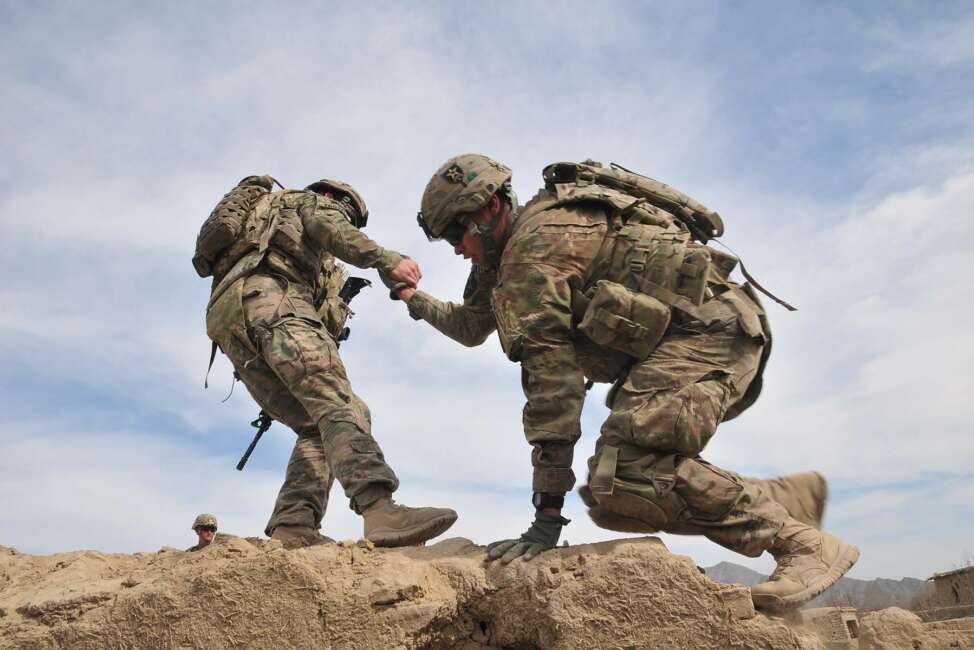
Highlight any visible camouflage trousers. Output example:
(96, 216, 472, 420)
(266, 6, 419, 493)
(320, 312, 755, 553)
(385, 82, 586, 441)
(586, 293, 789, 557)
(208, 273, 399, 536)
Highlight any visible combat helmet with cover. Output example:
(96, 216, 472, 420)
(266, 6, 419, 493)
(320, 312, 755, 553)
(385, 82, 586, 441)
(306, 178, 369, 228)
(191, 513, 218, 531)
(418, 154, 513, 240)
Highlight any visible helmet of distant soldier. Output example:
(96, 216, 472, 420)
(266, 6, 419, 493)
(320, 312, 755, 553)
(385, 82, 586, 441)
(417, 154, 512, 240)
(305, 179, 369, 228)
(191, 513, 218, 531)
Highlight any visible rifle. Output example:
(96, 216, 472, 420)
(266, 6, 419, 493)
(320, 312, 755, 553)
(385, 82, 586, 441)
(336, 277, 372, 344)
(236, 410, 273, 471)
(339, 276, 371, 303)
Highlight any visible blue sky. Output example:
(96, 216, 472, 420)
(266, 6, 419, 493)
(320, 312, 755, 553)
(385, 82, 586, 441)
(1, 2, 972, 580)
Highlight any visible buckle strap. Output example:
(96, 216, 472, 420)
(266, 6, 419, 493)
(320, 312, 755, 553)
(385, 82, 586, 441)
(590, 445, 620, 497)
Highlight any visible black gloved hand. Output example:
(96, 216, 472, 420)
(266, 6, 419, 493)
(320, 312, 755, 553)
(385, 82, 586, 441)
(486, 511, 570, 563)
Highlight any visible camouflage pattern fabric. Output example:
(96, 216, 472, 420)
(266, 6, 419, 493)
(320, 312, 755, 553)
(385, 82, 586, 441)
(410, 185, 787, 556)
(205, 189, 403, 536)
(406, 264, 497, 346)
(588, 294, 788, 556)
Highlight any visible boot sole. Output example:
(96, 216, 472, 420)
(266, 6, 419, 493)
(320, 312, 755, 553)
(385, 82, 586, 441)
(366, 513, 458, 548)
(752, 543, 860, 612)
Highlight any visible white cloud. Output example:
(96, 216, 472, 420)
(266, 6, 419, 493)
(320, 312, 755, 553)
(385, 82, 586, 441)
(1, 2, 972, 582)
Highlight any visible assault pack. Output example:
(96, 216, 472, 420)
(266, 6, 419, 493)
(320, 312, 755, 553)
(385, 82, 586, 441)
(542, 160, 795, 313)
(542, 161, 725, 244)
(192, 175, 282, 278)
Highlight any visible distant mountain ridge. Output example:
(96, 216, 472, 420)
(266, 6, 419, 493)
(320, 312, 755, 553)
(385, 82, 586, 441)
(704, 561, 933, 612)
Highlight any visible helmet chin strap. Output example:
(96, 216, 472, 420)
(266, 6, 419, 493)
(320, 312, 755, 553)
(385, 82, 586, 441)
(467, 203, 508, 267)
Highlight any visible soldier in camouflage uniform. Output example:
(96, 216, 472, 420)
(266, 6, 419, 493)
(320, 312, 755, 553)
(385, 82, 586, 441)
(397, 154, 858, 611)
(187, 513, 218, 552)
(202, 177, 457, 549)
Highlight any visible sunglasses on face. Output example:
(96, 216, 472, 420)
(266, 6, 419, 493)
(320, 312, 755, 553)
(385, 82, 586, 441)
(198, 525, 217, 533)
(441, 219, 469, 247)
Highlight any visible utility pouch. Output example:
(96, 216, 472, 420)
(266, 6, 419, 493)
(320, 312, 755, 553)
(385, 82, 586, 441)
(206, 276, 258, 359)
(578, 280, 671, 360)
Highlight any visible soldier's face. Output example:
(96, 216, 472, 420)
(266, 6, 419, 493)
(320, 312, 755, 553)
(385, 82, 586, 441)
(454, 223, 486, 263)
(196, 527, 216, 545)
(451, 195, 506, 263)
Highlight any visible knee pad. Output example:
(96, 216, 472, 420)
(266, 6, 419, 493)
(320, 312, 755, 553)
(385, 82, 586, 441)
(583, 447, 686, 533)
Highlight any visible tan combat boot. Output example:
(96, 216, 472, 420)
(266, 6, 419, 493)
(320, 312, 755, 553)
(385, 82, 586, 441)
(751, 471, 828, 529)
(750, 518, 860, 612)
(270, 524, 335, 550)
(362, 498, 457, 547)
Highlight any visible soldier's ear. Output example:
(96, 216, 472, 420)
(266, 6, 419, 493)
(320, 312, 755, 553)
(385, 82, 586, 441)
(488, 193, 501, 215)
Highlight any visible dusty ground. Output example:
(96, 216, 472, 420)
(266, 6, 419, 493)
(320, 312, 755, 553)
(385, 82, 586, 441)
(1, 535, 829, 649)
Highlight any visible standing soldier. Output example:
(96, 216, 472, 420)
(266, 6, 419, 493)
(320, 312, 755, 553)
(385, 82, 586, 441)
(195, 176, 457, 549)
(396, 154, 857, 611)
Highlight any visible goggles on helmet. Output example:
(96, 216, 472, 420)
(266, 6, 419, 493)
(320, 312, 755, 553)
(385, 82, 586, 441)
(417, 211, 471, 247)
(332, 193, 365, 228)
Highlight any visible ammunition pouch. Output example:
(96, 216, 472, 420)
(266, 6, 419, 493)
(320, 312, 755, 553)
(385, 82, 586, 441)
(577, 280, 670, 361)
(205, 276, 258, 362)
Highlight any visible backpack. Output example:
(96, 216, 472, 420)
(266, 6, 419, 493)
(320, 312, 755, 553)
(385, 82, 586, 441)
(542, 160, 724, 244)
(192, 175, 280, 278)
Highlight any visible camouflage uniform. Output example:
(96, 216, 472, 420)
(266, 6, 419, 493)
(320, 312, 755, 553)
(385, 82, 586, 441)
(206, 188, 402, 536)
(409, 185, 790, 557)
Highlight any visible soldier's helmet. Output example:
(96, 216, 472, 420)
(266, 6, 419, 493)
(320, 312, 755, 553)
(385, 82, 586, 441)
(191, 513, 218, 531)
(305, 179, 369, 228)
(418, 154, 512, 240)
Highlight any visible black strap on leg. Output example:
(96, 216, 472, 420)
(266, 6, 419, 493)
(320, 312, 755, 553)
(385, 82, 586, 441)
(204, 341, 218, 388)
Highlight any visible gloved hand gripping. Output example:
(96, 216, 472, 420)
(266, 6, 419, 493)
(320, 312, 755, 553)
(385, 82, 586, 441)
(486, 511, 570, 563)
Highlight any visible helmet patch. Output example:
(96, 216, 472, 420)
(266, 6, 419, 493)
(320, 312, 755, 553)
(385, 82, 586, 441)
(443, 164, 465, 184)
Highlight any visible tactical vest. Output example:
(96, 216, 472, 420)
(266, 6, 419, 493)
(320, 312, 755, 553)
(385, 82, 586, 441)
(519, 177, 715, 322)
(204, 189, 341, 309)
(516, 173, 772, 417)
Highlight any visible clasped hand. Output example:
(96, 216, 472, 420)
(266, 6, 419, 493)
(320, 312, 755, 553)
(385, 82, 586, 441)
(389, 258, 422, 287)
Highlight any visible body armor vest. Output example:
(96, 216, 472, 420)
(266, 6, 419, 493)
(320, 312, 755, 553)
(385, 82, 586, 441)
(516, 180, 767, 394)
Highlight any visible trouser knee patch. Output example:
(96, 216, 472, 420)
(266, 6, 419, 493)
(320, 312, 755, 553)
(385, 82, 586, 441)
(676, 458, 744, 521)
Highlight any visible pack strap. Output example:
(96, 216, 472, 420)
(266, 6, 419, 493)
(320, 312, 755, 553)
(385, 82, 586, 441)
(738, 259, 797, 312)
(204, 341, 218, 388)
(590, 445, 619, 497)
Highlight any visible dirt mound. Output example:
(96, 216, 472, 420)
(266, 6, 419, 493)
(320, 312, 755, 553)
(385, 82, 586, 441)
(858, 607, 974, 649)
(1, 536, 822, 649)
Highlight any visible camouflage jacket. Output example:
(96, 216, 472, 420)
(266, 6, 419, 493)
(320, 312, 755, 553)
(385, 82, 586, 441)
(408, 194, 612, 495)
(405, 264, 497, 346)
(409, 188, 769, 495)
(208, 190, 403, 310)
(264, 189, 404, 290)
